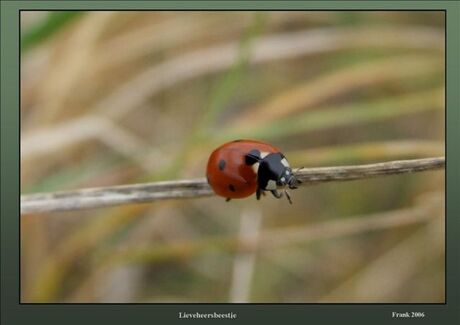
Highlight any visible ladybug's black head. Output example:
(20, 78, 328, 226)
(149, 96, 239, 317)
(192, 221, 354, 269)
(272, 155, 300, 190)
(276, 169, 301, 190)
(246, 150, 301, 201)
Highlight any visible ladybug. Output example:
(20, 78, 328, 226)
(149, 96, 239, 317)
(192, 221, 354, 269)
(206, 139, 301, 204)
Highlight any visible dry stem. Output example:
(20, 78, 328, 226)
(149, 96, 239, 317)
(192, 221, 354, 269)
(21, 157, 445, 214)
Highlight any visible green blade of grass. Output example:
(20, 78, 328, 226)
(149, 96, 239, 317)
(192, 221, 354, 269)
(21, 11, 84, 53)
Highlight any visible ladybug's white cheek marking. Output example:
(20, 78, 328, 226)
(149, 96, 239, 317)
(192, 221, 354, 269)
(252, 162, 260, 174)
(260, 151, 269, 159)
(266, 180, 277, 190)
(281, 158, 290, 167)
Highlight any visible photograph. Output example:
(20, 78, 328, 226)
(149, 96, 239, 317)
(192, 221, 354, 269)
(19, 10, 445, 304)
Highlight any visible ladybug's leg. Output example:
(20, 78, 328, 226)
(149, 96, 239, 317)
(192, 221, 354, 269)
(256, 187, 262, 200)
(284, 189, 293, 204)
(226, 198, 232, 202)
(270, 189, 283, 199)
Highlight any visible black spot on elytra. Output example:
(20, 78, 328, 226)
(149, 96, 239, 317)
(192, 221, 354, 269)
(228, 184, 236, 192)
(245, 149, 261, 165)
(218, 159, 226, 170)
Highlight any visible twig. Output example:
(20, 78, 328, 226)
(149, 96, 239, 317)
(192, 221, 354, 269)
(294, 156, 445, 184)
(21, 157, 445, 215)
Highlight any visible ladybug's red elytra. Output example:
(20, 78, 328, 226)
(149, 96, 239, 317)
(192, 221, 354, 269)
(206, 139, 301, 204)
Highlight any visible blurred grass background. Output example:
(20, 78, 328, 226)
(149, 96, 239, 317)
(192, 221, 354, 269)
(20, 11, 445, 303)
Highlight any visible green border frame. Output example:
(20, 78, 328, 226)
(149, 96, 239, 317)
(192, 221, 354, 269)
(2, 1, 459, 325)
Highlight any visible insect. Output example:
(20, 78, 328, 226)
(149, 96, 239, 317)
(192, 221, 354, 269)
(206, 139, 301, 204)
